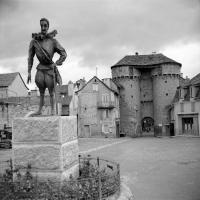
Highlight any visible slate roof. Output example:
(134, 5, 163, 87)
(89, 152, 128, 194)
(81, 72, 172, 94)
(179, 77, 191, 88)
(0, 72, 29, 90)
(190, 73, 200, 85)
(111, 53, 181, 68)
(76, 76, 119, 95)
(0, 72, 18, 87)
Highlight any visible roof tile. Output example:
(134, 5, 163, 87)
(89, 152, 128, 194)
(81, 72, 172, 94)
(0, 72, 18, 87)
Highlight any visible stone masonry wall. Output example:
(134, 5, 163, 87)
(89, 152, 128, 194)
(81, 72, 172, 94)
(153, 74, 180, 135)
(140, 69, 153, 121)
(116, 77, 140, 136)
(0, 97, 51, 129)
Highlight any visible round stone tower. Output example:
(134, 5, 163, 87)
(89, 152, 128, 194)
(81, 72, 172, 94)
(152, 63, 181, 135)
(111, 53, 182, 137)
(111, 64, 141, 137)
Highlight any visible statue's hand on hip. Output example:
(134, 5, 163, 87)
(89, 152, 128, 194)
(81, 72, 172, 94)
(27, 73, 31, 84)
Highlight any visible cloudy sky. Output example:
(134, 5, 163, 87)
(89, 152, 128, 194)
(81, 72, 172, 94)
(0, 0, 200, 89)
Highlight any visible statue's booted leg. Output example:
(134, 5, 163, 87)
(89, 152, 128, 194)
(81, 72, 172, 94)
(30, 70, 46, 116)
(35, 92, 45, 115)
(49, 93, 54, 115)
(29, 90, 45, 116)
(46, 73, 55, 115)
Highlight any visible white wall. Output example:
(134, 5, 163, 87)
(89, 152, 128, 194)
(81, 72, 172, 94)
(8, 74, 28, 97)
(174, 100, 200, 135)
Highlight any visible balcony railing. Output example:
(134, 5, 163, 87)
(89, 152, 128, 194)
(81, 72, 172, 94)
(97, 101, 115, 109)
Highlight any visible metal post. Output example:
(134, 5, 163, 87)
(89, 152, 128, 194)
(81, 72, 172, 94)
(97, 157, 102, 200)
(117, 163, 120, 192)
(78, 154, 81, 176)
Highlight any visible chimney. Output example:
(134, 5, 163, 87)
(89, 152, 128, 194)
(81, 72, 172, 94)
(135, 52, 139, 56)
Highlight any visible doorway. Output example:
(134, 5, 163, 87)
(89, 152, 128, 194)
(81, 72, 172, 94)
(142, 117, 154, 132)
(83, 125, 90, 137)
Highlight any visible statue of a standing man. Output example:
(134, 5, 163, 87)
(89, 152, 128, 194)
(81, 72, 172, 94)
(27, 18, 67, 116)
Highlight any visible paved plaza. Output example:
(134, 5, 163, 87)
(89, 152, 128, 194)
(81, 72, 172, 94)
(0, 136, 200, 200)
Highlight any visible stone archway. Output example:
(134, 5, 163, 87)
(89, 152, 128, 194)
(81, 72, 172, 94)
(142, 117, 154, 132)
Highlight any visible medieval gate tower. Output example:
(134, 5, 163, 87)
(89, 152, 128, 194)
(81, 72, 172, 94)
(111, 53, 181, 136)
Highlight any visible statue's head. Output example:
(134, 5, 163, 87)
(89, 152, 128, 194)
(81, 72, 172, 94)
(40, 18, 49, 35)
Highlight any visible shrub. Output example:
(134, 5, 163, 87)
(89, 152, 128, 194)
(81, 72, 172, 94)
(0, 157, 120, 199)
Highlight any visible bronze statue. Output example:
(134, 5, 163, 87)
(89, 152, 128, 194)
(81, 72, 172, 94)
(27, 18, 67, 116)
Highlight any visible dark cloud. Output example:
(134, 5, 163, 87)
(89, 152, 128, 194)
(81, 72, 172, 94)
(0, 0, 199, 68)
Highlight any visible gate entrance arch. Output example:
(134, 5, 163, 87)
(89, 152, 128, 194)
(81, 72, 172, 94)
(142, 117, 154, 132)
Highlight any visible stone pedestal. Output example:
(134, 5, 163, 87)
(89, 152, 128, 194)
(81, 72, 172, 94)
(12, 116, 79, 181)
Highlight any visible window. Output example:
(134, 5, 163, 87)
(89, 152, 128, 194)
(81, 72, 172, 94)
(190, 87, 193, 98)
(102, 110, 109, 119)
(191, 102, 195, 112)
(166, 93, 168, 96)
(111, 93, 114, 101)
(92, 84, 98, 91)
(102, 94, 109, 102)
(196, 87, 200, 99)
(182, 118, 193, 132)
(106, 110, 109, 118)
(129, 66, 133, 76)
(180, 102, 184, 112)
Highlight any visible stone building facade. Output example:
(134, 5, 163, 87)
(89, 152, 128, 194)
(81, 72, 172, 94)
(76, 76, 120, 137)
(111, 53, 182, 136)
(0, 84, 76, 129)
(170, 73, 200, 136)
(0, 72, 28, 98)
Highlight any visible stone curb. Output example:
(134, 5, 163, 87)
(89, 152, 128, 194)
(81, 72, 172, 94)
(106, 179, 134, 200)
